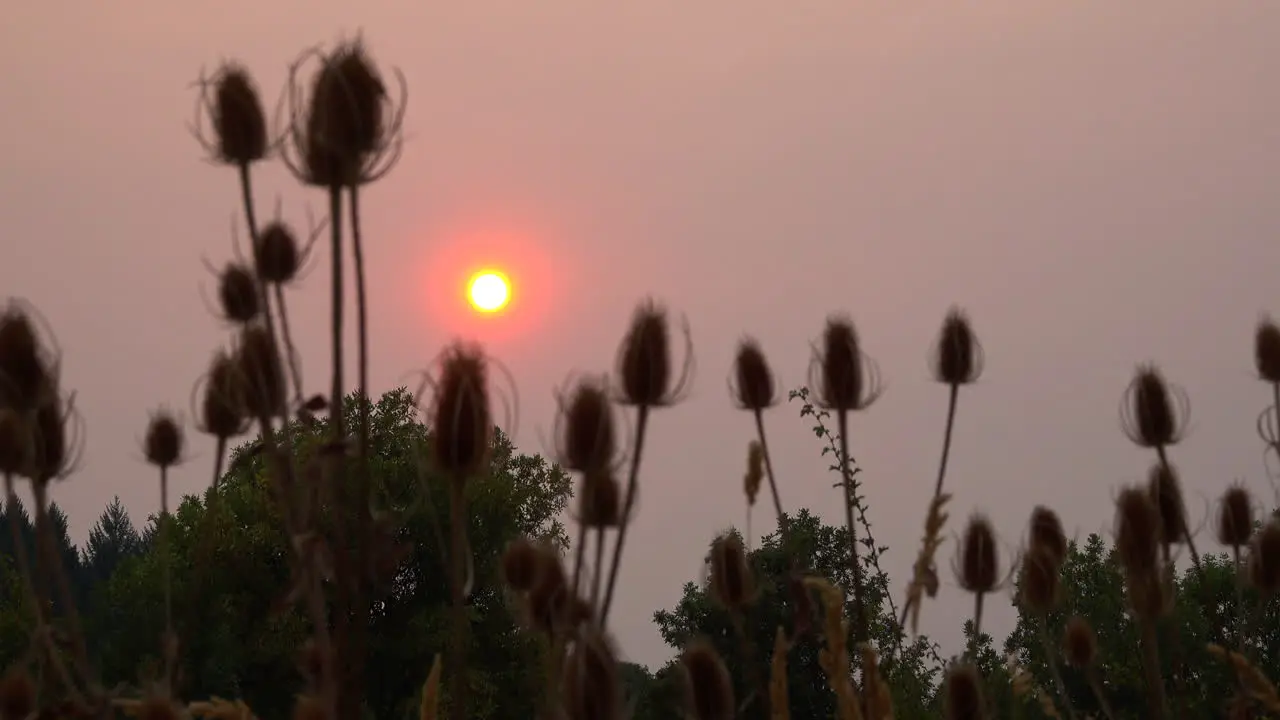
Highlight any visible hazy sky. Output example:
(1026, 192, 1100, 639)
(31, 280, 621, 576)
(2, 2, 1279, 671)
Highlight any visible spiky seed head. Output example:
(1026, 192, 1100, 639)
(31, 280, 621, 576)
(1062, 616, 1097, 668)
(29, 395, 68, 484)
(234, 324, 286, 419)
(0, 410, 27, 477)
(932, 307, 983, 386)
(681, 640, 734, 720)
(1147, 463, 1188, 545)
(558, 378, 616, 474)
(1248, 520, 1280, 598)
(209, 64, 267, 165)
(1018, 545, 1059, 615)
(814, 316, 882, 412)
(201, 350, 248, 439)
(501, 537, 542, 593)
(942, 662, 985, 720)
(301, 42, 388, 187)
(255, 222, 301, 285)
(732, 338, 776, 410)
(526, 547, 569, 633)
(0, 307, 48, 411)
(430, 343, 492, 481)
(579, 471, 621, 529)
(743, 440, 763, 507)
(562, 629, 621, 720)
(1120, 365, 1187, 449)
(1256, 318, 1280, 383)
(617, 299, 673, 407)
(144, 411, 183, 469)
(1217, 484, 1254, 548)
(0, 666, 35, 720)
(709, 533, 753, 610)
(957, 514, 999, 595)
(218, 263, 260, 324)
(1027, 506, 1067, 568)
(1115, 485, 1162, 578)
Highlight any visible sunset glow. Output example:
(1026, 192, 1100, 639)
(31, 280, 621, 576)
(467, 270, 510, 313)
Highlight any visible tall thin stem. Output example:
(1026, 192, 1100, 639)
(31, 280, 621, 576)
(271, 285, 304, 404)
(160, 466, 174, 691)
(752, 409, 790, 547)
(933, 384, 959, 499)
(837, 410, 868, 651)
(1038, 623, 1077, 720)
(30, 483, 91, 689)
(448, 481, 469, 720)
(1139, 619, 1167, 720)
(599, 404, 650, 624)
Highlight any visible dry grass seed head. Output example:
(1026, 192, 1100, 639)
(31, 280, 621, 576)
(144, 410, 184, 469)
(218, 263, 260, 324)
(556, 376, 617, 474)
(1147, 462, 1189, 545)
(1018, 545, 1060, 615)
(429, 343, 492, 481)
(1218, 484, 1255, 548)
(943, 662, 986, 720)
(234, 324, 286, 419)
(255, 221, 301, 285)
(932, 307, 983, 386)
(1248, 520, 1280, 598)
(1062, 616, 1097, 668)
(708, 532, 753, 610)
(0, 666, 34, 720)
(500, 536, 542, 593)
(615, 299, 693, 408)
(812, 316, 883, 412)
(197, 350, 250, 440)
(731, 337, 777, 411)
(562, 629, 623, 720)
(906, 492, 951, 633)
(1256, 317, 1280, 384)
(1027, 505, 1067, 568)
(681, 640, 734, 720)
(1115, 484, 1162, 578)
(578, 471, 622, 529)
(204, 63, 268, 165)
(957, 514, 999, 595)
(1120, 364, 1188, 449)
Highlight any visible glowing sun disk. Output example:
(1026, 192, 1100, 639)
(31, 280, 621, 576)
(468, 271, 510, 313)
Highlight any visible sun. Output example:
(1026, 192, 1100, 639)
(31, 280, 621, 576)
(467, 270, 510, 313)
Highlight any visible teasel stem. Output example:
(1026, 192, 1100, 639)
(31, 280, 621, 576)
(159, 466, 175, 692)
(600, 403, 650, 624)
(448, 480, 469, 720)
(967, 591, 985, 660)
(4, 474, 85, 704)
(1085, 669, 1118, 720)
(592, 526, 606, 611)
(752, 409, 790, 550)
(1154, 445, 1201, 572)
(933, 383, 959, 500)
(30, 482, 92, 695)
(570, 515, 588, 602)
(836, 409, 869, 653)
(1138, 619, 1167, 720)
(1038, 623, 1077, 720)
(271, 285, 304, 404)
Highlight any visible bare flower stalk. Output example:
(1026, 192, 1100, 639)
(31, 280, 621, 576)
(600, 403, 648, 624)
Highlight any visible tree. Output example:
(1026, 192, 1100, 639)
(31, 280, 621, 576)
(81, 497, 142, 592)
(89, 388, 572, 719)
(1003, 533, 1280, 719)
(652, 510, 942, 719)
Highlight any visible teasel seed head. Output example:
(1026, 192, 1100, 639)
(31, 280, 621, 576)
(1115, 485, 1162, 578)
(957, 514, 999, 595)
(29, 388, 77, 484)
(708, 533, 753, 610)
(143, 410, 183, 469)
(500, 537, 542, 593)
(1217, 484, 1254, 548)
(198, 350, 249, 440)
(942, 662, 986, 720)
(0, 305, 51, 411)
(615, 299, 693, 408)
(681, 640, 735, 720)
(562, 628, 622, 720)
(1027, 505, 1067, 569)
(0, 410, 27, 477)
(1061, 616, 1098, 668)
(1147, 462, 1189, 546)
(1256, 317, 1280, 384)
(430, 343, 492, 482)
(234, 324, 286, 419)
(526, 545, 569, 633)
(218, 263, 260, 324)
(0, 666, 35, 720)
(811, 316, 884, 412)
(931, 307, 983, 386)
(1018, 545, 1060, 615)
(1120, 364, 1189, 449)
(556, 376, 617, 474)
(1247, 519, 1280, 598)
(204, 63, 268, 166)
(731, 337, 777, 411)
(743, 440, 763, 507)
(578, 471, 621, 529)
(255, 221, 301, 285)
